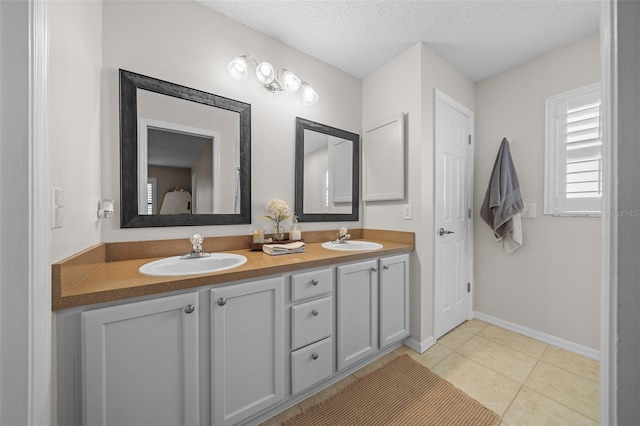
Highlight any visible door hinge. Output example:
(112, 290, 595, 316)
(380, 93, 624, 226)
(468, 134, 472, 145)
(468, 208, 471, 219)
(467, 282, 471, 293)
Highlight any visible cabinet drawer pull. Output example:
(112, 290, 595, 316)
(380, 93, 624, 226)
(312, 309, 319, 316)
(184, 304, 196, 314)
(311, 279, 319, 286)
(311, 352, 319, 360)
(383, 265, 390, 270)
(371, 267, 378, 272)
(217, 297, 227, 306)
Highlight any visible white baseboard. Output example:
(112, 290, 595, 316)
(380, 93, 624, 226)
(473, 311, 600, 361)
(403, 335, 435, 354)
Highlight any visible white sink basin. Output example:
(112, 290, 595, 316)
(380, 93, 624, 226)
(321, 241, 383, 251)
(139, 253, 247, 276)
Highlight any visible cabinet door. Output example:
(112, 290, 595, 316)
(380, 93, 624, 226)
(82, 292, 199, 426)
(336, 260, 378, 370)
(379, 254, 410, 348)
(211, 277, 285, 426)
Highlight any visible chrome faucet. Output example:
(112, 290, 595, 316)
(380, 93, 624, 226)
(332, 227, 351, 244)
(181, 233, 211, 259)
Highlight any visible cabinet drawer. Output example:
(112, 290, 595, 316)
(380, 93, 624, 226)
(291, 297, 332, 350)
(291, 268, 332, 301)
(291, 337, 332, 394)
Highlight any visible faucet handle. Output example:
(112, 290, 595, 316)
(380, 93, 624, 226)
(339, 227, 348, 237)
(190, 233, 204, 252)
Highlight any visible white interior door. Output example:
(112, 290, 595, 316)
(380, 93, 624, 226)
(434, 90, 473, 339)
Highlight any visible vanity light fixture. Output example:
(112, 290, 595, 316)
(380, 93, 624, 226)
(227, 55, 318, 105)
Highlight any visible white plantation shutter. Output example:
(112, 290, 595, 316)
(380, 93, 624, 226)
(147, 177, 157, 215)
(545, 83, 602, 216)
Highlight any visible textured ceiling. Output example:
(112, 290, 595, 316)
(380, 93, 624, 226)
(199, 0, 601, 82)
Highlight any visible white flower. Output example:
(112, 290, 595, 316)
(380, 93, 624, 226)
(266, 199, 290, 217)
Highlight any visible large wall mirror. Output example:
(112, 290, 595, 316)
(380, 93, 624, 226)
(294, 117, 359, 222)
(120, 69, 251, 228)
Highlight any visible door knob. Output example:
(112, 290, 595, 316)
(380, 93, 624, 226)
(184, 304, 196, 314)
(438, 228, 455, 236)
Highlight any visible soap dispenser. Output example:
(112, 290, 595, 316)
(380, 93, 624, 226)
(289, 214, 302, 241)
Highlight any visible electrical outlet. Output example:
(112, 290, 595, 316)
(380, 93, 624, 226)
(522, 203, 536, 218)
(402, 204, 412, 220)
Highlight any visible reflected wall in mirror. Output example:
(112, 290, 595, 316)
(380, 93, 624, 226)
(294, 117, 359, 222)
(120, 69, 251, 228)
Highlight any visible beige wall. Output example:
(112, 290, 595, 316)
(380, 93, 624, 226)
(50, 1, 103, 262)
(100, 1, 362, 244)
(474, 34, 601, 350)
(363, 43, 475, 344)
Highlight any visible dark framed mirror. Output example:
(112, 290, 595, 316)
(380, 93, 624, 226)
(294, 117, 359, 222)
(120, 69, 251, 228)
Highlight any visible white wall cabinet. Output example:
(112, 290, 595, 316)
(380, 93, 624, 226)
(210, 277, 285, 426)
(82, 292, 200, 426)
(379, 254, 410, 348)
(336, 259, 379, 370)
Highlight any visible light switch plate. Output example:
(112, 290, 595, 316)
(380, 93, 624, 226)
(522, 203, 536, 218)
(402, 204, 412, 220)
(52, 187, 64, 229)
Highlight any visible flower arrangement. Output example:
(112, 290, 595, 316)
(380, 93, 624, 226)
(264, 199, 291, 241)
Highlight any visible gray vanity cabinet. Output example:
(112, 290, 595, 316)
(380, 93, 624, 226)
(336, 259, 379, 370)
(336, 254, 410, 371)
(379, 254, 411, 348)
(210, 277, 285, 426)
(82, 292, 200, 426)
(62, 253, 410, 426)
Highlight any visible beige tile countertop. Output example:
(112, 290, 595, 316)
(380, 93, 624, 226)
(52, 229, 414, 311)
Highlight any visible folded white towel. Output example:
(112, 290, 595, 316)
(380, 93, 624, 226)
(262, 241, 306, 256)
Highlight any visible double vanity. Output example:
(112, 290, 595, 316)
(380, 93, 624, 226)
(54, 229, 413, 426)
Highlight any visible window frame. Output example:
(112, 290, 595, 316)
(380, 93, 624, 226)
(544, 83, 602, 217)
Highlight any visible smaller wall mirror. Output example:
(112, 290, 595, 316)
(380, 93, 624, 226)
(295, 117, 360, 222)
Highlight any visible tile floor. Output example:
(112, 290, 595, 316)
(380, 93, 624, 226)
(264, 319, 600, 425)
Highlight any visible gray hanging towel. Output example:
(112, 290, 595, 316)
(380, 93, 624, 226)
(480, 138, 524, 253)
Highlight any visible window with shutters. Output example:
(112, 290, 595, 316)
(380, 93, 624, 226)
(147, 177, 157, 215)
(544, 83, 602, 216)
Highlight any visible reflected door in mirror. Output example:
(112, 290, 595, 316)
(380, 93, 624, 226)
(302, 129, 352, 214)
(137, 89, 240, 216)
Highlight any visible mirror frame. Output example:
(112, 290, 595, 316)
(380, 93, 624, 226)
(294, 117, 360, 222)
(120, 69, 251, 228)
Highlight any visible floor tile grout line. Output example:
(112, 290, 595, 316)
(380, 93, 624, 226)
(518, 384, 601, 423)
(521, 360, 601, 422)
(499, 351, 546, 423)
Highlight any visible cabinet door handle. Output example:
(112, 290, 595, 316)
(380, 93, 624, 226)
(312, 309, 319, 316)
(311, 279, 319, 286)
(217, 297, 227, 306)
(371, 267, 378, 272)
(311, 352, 319, 360)
(184, 304, 196, 314)
(383, 265, 390, 270)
